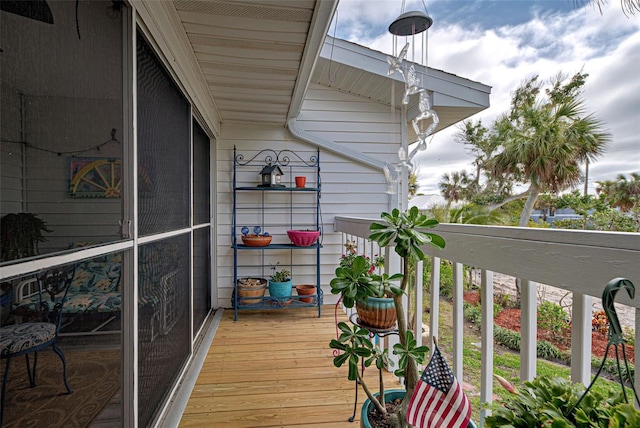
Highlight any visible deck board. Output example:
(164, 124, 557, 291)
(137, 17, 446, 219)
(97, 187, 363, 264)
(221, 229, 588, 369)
(179, 308, 403, 427)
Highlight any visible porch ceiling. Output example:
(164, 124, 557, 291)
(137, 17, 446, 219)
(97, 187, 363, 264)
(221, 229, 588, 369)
(173, 0, 332, 127)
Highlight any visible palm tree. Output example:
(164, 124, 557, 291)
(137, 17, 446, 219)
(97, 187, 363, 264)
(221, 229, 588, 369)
(408, 164, 420, 199)
(438, 171, 469, 207)
(489, 73, 610, 226)
(590, 0, 640, 15)
(596, 173, 640, 212)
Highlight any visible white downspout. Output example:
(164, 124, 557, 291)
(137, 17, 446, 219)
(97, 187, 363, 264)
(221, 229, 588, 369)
(287, 118, 386, 172)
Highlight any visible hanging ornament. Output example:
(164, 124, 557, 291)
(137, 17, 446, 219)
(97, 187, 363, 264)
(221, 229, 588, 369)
(403, 65, 425, 105)
(387, 43, 409, 77)
(411, 91, 439, 145)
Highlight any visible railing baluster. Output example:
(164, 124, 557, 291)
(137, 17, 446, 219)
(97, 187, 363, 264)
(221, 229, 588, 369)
(571, 293, 593, 385)
(429, 256, 441, 355)
(480, 269, 494, 424)
(521, 279, 537, 381)
(415, 260, 424, 349)
(452, 262, 464, 380)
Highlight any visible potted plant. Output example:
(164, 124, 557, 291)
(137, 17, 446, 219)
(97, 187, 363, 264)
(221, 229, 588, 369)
(487, 374, 640, 427)
(336, 249, 396, 330)
(237, 277, 267, 305)
(1, 213, 53, 262)
(330, 207, 453, 427)
(268, 263, 292, 303)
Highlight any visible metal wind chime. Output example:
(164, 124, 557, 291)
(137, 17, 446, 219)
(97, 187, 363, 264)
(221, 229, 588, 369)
(384, 7, 439, 195)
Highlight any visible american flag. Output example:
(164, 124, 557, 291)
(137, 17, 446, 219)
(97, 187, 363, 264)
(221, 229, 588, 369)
(406, 344, 472, 428)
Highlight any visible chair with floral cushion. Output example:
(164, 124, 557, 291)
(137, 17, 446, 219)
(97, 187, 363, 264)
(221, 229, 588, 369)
(0, 265, 75, 426)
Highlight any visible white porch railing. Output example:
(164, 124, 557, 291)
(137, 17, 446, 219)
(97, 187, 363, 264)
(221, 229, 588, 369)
(334, 216, 640, 424)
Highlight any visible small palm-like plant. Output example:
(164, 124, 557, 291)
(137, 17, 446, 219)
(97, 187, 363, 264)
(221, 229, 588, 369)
(329, 206, 445, 427)
(269, 263, 290, 283)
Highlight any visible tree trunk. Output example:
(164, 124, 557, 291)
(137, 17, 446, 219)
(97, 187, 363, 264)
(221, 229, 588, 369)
(518, 184, 540, 227)
(485, 189, 530, 211)
(389, 258, 420, 428)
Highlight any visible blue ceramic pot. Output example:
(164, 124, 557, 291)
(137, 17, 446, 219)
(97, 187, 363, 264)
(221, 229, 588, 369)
(268, 279, 292, 302)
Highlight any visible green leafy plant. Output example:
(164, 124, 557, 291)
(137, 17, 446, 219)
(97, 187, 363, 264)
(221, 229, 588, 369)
(1, 213, 53, 261)
(269, 263, 290, 283)
(464, 302, 482, 325)
(329, 206, 445, 426)
(623, 326, 636, 346)
(537, 301, 569, 334)
(486, 375, 640, 427)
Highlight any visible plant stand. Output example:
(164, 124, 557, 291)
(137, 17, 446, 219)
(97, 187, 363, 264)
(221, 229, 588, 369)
(232, 147, 322, 320)
(334, 298, 399, 423)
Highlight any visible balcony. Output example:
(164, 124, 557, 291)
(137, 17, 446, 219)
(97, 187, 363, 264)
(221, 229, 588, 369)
(173, 217, 639, 426)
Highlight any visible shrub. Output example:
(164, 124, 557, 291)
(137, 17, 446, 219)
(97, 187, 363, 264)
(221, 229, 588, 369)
(493, 326, 561, 360)
(536, 340, 561, 360)
(594, 356, 636, 385)
(537, 301, 569, 334)
(464, 303, 482, 325)
(592, 309, 609, 337)
(623, 326, 636, 346)
(494, 292, 515, 309)
(423, 258, 454, 298)
(494, 326, 520, 350)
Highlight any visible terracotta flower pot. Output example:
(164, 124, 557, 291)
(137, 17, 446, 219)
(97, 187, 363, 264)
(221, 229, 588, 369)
(295, 284, 315, 303)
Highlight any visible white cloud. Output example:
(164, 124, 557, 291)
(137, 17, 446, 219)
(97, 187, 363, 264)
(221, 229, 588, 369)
(335, 0, 640, 196)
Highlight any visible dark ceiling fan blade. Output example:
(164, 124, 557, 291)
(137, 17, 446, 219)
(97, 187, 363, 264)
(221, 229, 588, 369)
(1, 0, 54, 24)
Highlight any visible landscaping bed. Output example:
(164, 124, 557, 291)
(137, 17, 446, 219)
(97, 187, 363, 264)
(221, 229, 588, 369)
(464, 291, 635, 363)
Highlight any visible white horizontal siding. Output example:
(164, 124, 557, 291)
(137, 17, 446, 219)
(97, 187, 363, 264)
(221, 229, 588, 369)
(296, 83, 400, 164)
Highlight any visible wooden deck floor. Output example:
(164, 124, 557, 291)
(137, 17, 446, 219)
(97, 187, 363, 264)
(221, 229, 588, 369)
(179, 307, 402, 427)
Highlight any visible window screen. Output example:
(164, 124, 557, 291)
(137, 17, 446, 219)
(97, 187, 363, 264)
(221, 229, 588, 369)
(136, 33, 190, 236)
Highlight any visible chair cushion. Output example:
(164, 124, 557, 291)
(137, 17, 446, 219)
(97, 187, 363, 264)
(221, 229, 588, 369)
(69, 254, 122, 294)
(0, 322, 56, 357)
(14, 292, 122, 314)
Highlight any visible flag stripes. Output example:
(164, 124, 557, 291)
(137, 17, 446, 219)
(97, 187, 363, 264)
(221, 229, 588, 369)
(406, 345, 471, 428)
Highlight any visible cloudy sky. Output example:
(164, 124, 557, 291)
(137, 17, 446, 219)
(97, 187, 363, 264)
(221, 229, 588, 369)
(333, 0, 640, 195)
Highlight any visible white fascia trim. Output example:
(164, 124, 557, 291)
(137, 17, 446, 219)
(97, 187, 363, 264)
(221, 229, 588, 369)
(287, 118, 385, 172)
(288, 1, 339, 119)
